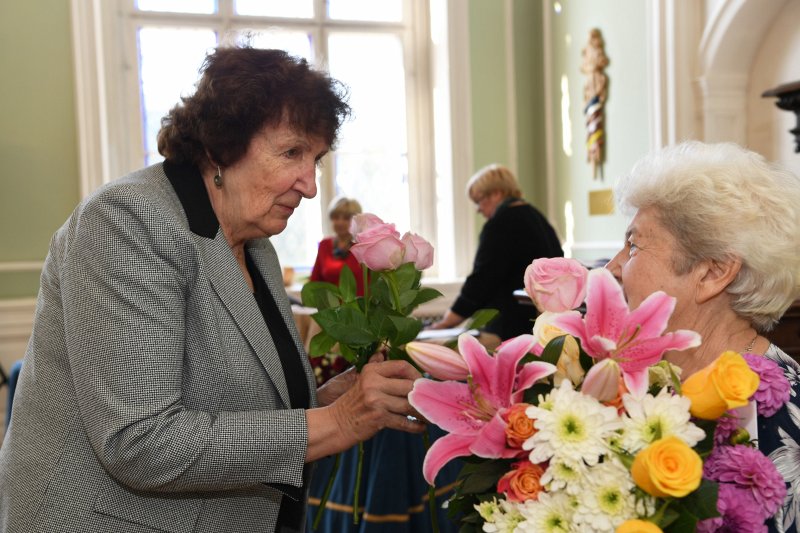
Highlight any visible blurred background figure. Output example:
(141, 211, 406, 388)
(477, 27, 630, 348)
(310, 196, 366, 295)
(306, 196, 365, 386)
(429, 164, 563, 344)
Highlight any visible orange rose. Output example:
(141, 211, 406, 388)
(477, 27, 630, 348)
(503, 403, 536, 448)
(497, 460, 545, 502)
(682, 351, 760, 420)
(631, 436, 702, 498)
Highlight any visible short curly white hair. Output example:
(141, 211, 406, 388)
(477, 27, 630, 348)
(614, 141, 800, 331)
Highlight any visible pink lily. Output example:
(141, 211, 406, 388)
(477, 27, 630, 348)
(552, 268, 700, 398)
(408, 333, 556, 484)
(406, 341, 469, 381)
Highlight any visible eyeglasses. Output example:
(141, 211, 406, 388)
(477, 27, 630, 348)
(472, 195, 490, 207)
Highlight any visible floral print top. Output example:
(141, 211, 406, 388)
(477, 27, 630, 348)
(760, 345, 800, 533)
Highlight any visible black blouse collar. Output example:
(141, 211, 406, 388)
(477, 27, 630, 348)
(163, 159, 220, 238)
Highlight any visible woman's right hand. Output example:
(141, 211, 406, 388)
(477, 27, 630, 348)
(305, 359, 425, 461)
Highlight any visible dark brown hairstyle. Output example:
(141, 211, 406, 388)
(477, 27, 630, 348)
(157, 46, 350, 168)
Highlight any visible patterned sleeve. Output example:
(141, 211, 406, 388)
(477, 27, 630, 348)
(759, 347, 800, 533)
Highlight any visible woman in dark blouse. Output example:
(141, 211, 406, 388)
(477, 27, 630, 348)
(430, 164, 563, 341)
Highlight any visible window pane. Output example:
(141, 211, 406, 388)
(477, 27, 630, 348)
(137, 0, 216, 15)
(328, 0, 403, 22)
(243, 30, 313, 62)
(328, 33, 409, 231)
(138, 27, 218, 166)
(235, 0, 313, 18)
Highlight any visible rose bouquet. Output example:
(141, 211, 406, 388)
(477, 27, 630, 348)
(301, 213, 439, 526)
(405, 258, 790, 532)
(302, 214, 499, 529)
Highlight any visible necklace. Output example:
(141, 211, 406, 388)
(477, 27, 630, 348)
(332, 237, 352, 259)
(744, 332, 758, 353)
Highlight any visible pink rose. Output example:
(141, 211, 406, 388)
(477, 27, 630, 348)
(524, 258, 588, 312)
(350, 213, 398, 241)
(349, 213, 405, 270)
(401, 232, 434, 270)
(351, 235, 405, 271)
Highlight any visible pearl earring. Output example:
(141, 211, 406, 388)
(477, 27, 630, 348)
(213, 166, 222, 188)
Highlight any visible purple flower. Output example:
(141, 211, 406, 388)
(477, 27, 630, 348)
(697, 484, 768, 532)
(713, 413, 740, 446)
(743, 353, 791, 417)
(704, 445, 787, 520)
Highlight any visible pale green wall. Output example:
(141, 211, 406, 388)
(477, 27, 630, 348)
(512, 0, 547, 212)
(469, 0, 512, 170)
(548, 0, 649, 262)
(0, 1, 80, 299)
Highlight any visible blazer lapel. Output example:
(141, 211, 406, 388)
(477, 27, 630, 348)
(201, 232, 293, 409)
(247, 240, 318, 407)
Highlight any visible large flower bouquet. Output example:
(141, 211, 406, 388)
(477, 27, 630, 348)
(406, 258, 790, 532)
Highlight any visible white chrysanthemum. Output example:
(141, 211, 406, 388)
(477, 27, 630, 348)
(541, 457, 589, 495)
(571, 459, 638, 533)
(620, 388, 705, 453)
(476, 498, 502, 524)
(480, 498, 525, 533)
(516, 491, 575, 533)
(524, 381, 622, 467)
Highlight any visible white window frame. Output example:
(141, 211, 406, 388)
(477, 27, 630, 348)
(70, 0, 474, 285)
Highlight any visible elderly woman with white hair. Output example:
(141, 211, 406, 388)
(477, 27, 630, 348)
(607, 141, 800, 532)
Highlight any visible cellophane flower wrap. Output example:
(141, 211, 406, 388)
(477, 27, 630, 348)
(407, 258, 790, 533)
(301, 213, 440, 527)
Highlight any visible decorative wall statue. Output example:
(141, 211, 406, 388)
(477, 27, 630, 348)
(581, 28, 609, 179)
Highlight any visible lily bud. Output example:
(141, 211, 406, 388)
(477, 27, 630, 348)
(406, 341, 469, 381)
(581, 358, 621, 402)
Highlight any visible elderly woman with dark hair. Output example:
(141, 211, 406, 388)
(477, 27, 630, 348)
(607, 141, 800, 532)
(0, 46, 425, 533)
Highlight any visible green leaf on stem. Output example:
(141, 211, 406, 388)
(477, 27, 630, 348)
(663, 479, 720, 532)
(522, 382, 551, 404)
(308, 330, 337, 356)
(301, 281, 341, 310)
(576, 338, 594, 371)
(693, 418, 719, 456)
(338, 265, 357, 303)
(456, 460, 510, 494)
(532, 335, 566, 366)
(313, 307, 376, 346)
(409, 287, 443, 309)
(393, 262, 420, 292)
(466, 309, 499, 330)
(388, 315, 424, 346)
(366, 305, 395, 340)
(399, 289, 419, 310)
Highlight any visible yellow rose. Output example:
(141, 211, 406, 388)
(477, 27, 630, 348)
(681, 351, 760, 420)
(616, 519, 663, 533)
(631, 436, 702, 498)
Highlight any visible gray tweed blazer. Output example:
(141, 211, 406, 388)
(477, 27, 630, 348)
(0, 162, 318, 532)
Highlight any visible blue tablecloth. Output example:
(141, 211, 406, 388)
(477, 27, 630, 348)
(307, 426, 462, 532)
